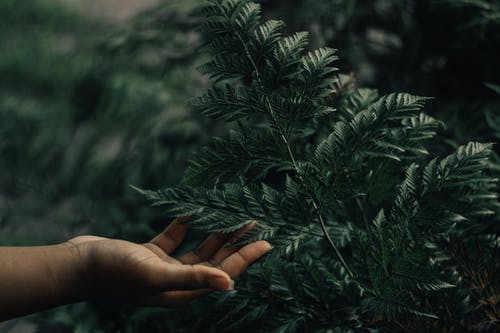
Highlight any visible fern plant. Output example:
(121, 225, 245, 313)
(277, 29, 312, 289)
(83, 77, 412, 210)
(137, 0, 499, 331)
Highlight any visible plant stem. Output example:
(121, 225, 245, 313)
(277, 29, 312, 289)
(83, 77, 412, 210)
(221, 6, 355, 278)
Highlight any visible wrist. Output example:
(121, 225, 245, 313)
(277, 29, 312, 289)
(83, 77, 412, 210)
(0, 242, 96, 320)
(58, 240, 94, 301)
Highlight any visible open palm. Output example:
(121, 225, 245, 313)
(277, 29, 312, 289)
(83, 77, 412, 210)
(68, 217, 271, 307)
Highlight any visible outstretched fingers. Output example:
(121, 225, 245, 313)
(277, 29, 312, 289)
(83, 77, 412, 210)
(144, 240, 272, 307)
(179, 221, 257, 265)
(178, 232, 229, 264)
(143, 219, 271, 307)
(219, 240, 272, 278)
(208, 240, 272, 278)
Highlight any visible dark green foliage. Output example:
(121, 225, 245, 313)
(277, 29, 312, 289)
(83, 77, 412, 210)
(1, 0, 499, 332)
(137, 0, 500, 331)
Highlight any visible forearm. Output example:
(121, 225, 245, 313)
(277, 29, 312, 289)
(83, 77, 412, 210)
(0, 242, 89, 321)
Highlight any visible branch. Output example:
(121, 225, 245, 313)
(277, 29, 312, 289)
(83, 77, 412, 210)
(218, 4, 355, 278)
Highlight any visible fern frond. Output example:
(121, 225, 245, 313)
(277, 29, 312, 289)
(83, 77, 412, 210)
(233, 1, 261, 32)
(338, 88, 380, 121)
(138, 180, 321, 255)
(185, 128, 290, 186)
(300, 48, 338, 91)
(251, 19, 285, 59)
(362, 295, 438, 320)
(136, 0, 499, 330)
(190, 84, 258, 121)
(272, 32, 309, 74)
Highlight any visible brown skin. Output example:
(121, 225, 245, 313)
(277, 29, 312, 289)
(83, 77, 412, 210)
(0, 217, 271, 321)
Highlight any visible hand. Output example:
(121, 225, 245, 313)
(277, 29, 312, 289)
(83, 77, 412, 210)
(68, 217, 271, 307)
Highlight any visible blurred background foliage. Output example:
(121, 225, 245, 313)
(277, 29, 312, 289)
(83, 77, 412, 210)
(0, 0, 498, 332)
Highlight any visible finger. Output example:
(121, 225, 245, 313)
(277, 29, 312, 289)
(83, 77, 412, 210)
(149, 263, 232, 291)
(178, 232, 229, 264)
(218, 241, 272, 278)
(225, 221, 257, 245)
(205, 222, 258, 265)
(141, 289, 213, 307)
(179, 221, 256, 265)
(149, 216, 190, 254)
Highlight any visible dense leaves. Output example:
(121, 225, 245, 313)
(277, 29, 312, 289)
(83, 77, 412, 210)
(2, 0, 499, 332)
(138, 0, 500, 332)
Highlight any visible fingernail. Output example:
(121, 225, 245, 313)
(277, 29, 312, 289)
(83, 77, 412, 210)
(210, 275, 232, 290)
(228, 279, 235, 290)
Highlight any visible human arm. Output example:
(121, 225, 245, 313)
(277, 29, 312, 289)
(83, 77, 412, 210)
(0, 217, 271, 321)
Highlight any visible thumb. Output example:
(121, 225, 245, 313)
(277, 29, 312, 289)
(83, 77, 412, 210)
(152, 264, 233, 291)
